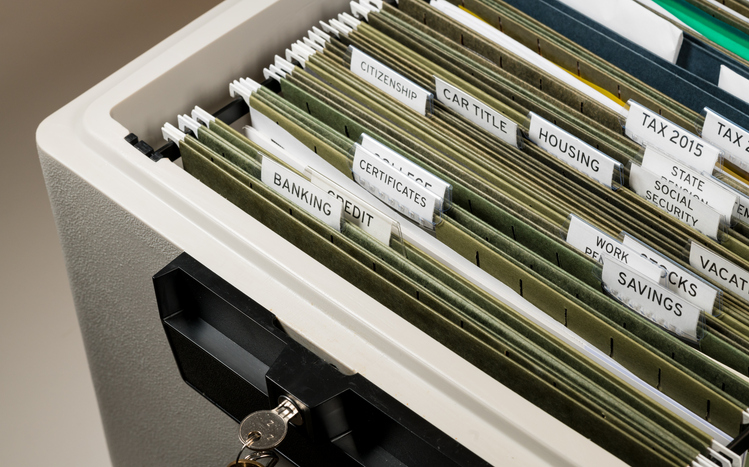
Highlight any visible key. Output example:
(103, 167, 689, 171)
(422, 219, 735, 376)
(238, 397, 300, 452)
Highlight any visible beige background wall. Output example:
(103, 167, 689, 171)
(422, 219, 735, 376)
(0, 1, 221, 465)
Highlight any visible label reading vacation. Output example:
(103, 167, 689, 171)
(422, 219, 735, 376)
(307, 168, 396, 245)
(602, 256, 701, 341)
(625, 101, 720, 174)
(349, 46, 432, 115)
(360, 134, 449, 205)
(702, 108, 749, 171)
(529, 112, 621, 188)
(566, 215, 664, 282)
(641, 147, 736, 222)
(261, 156, 342, 231)
(690, 241, 749, 299)
(622, 234, 718, 313)
(434, 76, 518, 147)
(629, 164, 721, 239)
(353, 144, 439, 227)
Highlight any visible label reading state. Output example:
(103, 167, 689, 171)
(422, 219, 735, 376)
(690, 241, 749, 300)
(641, 147, 737, 222)
(360, 134, 449, 205)
(566, 215, 664, 282)
(626, 101, 720, 174)
(306, 168, 397, 245)
(349, 46, 432, 115)
(622, 234, 718, 313)
(261, 156, 342, 231)
(629, 164, 721, 239)
(353, 144, 439, 227)
(529, 112, 621, 188)
(434, 76, 518, 148)
(603, 256, 701, 341)
(702, 108, 749, 171)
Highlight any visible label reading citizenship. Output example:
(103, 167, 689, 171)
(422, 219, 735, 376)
(261, 156, 342, 231)
(628, 164, 721, 239)
(602, 256, 701, 341)
(434, 76, 518, 148)
(690, 241, 749, 300)
(359, 134, 449, 205)
(349, 46, 432, 115)
(622, 234, 718, 313)
(565, 215, 664, 282)
(625, 101, 720, 174)
(529, 112, 621, 188)
(641, 147, 736, 222)
(702, 108, 749, 171)
(353, 144, 439, 227)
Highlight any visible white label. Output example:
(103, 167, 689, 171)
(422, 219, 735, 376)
(625, 101, 720, 174)
(261, 156, 342, 231)
(702, 108, 749, 171)
(718, 65, 749, 105)
(434, 76, 519, 147)
(730, 187, 749, 225)
(566, 215, 664, 282)
(306, 168, 397, 245)
(529, 112, 621, 188)
(623, 234, 718, 313)
(690, 241, 749, 299)
(249, 107, 313, 173)
(641, 147, 737, 222)
(360, 134, 449, 205)
(628, 164, 721, 239)
(353, 144, 439, 227)
(602, 255, 701, 341)
(349, 46, 432, 115)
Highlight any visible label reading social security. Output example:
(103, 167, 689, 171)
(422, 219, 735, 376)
(530, 112, 621, 188)
(434, 76, 518, 147)
(349, 46, 432, 115)
(702, 108, 749, 171)
(626, 100, 720, 174)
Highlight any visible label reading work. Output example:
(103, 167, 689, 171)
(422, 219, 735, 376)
(261, 156, 342, 231)
(566, 215, 664, 282)
(434, 76, 518, 147)
(306, 168, 397, 245)
(352, 144, 439, 227)
(349, 46, 432, 115)
(702, 108, 749, 171)
(622, 234, 718, 313)
(641, 147, 737, 222)
(690, 241, 749, 299)
(625, 100, 720, 174)
(628, 164, 721, 239)
(529, 113, 621, 188)
(359, 134, 449, 204)
(602, 256, 701, 341)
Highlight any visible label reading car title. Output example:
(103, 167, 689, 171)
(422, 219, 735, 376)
(702, 108, 749, 171)
(261, 156, 342, 231)
(602, 256, 701, 341)
(690, 241, 749, 300)
(628, 164, 721, 239)
(353, 144, 439, 227)
(625, 100, 720, 174)
(434, 76, 518, 148)
(529, 113, 621, 188)
(349, 46, 432, 115)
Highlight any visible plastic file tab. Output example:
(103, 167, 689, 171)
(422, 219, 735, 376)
(690, 241, 749, 301)
(702, 108, 749, 172)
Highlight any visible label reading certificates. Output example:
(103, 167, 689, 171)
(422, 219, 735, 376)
(529, 112, 621, 188)
(690, 241, 749, 300)
(603, 256, 701, 341)
(261, 156, 342, 231)
(626, 100, 720, 174)
(434, 76, 518, 147)
(349, 46, 432, 115)
(628, 164, 721, 239)
(702, 108, 749, 171)
(352, 144, 439, 227)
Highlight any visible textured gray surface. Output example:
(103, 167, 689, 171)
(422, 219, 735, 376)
(40, 153, 239, 466)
